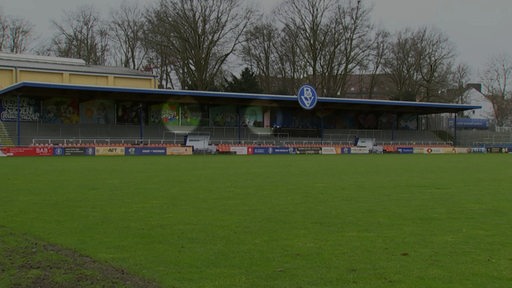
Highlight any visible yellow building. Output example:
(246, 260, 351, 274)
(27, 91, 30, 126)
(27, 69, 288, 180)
(0, 53, 156, 89)
(0, 53, 157, 146)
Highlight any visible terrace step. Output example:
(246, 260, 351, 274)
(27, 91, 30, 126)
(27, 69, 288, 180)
(0, 121, 15, 146)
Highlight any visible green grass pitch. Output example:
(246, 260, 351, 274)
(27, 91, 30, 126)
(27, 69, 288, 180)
(1, 154, 512, 287)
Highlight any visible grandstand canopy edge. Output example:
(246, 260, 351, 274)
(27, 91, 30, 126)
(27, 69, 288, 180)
(0, 81, 480, 115)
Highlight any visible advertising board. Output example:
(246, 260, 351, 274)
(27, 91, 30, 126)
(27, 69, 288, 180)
(471, 147, 486, 153)
(1, 146, 53, 156)
(486, 147, 509, 153)
(350, 147, 370, 154)
(321, 147, 337, 155)
(251, 147, 270, 155)
(397, 147, 414, 154)
(166, 146, 193, 155)
(249, 147, 295, 155)
(271, 147, 295, 154)
(95, 147, 125, 156)
(125, 147, 167, 156)
(419, 147, 459, 154)
(53, 147, 95, 156)
(448, 118, 488, 129)
(230, 146, 248, 155)
(337, 147, 351, 154)
(296, 147, 321, 154)
(453, 148, 471, 154)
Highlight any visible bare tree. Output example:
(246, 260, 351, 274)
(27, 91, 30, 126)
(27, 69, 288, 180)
(481, 54, 512, 127)
(273, 25, 306, 94)
(273, 0, 374, 97)
(415, 27, 455, 102)
(0, 11, 8, 51)
(383, 26, 456, 102)
(0, 10, 34, 54)
(109, 1, 148, 70)
(6, 16, 34, 53)
(145, 0, 254, 90)
(382, 28, 419, 101)
(365, 29, 390, 99)
(330, 0, 374, 97)
(448, 63, 471, 105)
(241, 18, 280, 93)
(275, 0, 336, 95)
(50, 5, 110, 65)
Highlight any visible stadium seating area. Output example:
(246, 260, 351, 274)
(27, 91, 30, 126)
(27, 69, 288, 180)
(3, 120, 511, 152)
(10, 121, 461, 154)
(11, 122, 449, 145)
(456, 129, 512, 147)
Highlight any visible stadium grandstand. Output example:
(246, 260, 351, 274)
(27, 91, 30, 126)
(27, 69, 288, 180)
(1, 52, 502, 155)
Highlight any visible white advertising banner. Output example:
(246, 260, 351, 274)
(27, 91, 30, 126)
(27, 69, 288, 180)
(321, 147, 337, 155)
(350, 147, 370, 154)
(230, 146, 248, 155)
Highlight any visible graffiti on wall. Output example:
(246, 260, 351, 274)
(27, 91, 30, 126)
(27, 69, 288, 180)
(117, 102, 146, 124)
(242, 106, 263, 127)
(42, 98, 80, 124)
(80, 100, 115, 124)
(0, 96, 40, 122)
(211, 105, 238, 127)
(150, 103, 179, 125)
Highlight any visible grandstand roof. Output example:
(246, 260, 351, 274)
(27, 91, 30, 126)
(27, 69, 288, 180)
(0, 81, 481, 114)
(0, 53, 154, 78)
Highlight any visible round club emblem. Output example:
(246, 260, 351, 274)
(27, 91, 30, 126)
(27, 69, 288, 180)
(297, 85, 318, 110)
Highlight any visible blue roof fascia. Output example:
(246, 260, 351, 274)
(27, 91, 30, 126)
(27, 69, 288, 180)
(1, 81, 481, 111)
(167, 89, 297, 101)
(0, 81, 26, 95)
(0, 81, 298, 101)
(0, 81, 167, 95)
(318, 96, 481, 110)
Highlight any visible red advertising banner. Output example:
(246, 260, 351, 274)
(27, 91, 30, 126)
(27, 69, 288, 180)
(1, 146, 54, 157)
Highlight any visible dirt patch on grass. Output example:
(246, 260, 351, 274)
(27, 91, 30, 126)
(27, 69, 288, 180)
(0, 226, 161, 288)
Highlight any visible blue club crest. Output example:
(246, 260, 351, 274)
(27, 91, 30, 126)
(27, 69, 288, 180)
(297, 85, 318, 110)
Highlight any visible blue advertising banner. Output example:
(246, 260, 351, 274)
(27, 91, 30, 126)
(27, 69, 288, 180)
(448, 118, 488, 129)
(397, 147, 414, 154)
(252, 147, 271, 154)
(125, 147, 167, 156)
(270, 147, 295, 154)
(53, 147, 95, 156)
(340, 147, 351, 154)
(53, 147, 64, 156)
(251, 147, 295, 155)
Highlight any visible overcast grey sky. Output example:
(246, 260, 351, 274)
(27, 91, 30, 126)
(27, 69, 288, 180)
(1, 0, 511, 81)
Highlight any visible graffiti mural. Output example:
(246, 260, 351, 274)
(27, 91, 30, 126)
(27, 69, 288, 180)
(242, 106, 263, 127)
(80, 100, 115, 124)
(0, 96, 40, 122)
(149, 102, 179, 125)
(180, 104, 205, 126)
(41, 97, 80, 124)
(117, 102, 146, 124)
(398, 114, 418, 130)
(211, 105, 238, 127)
